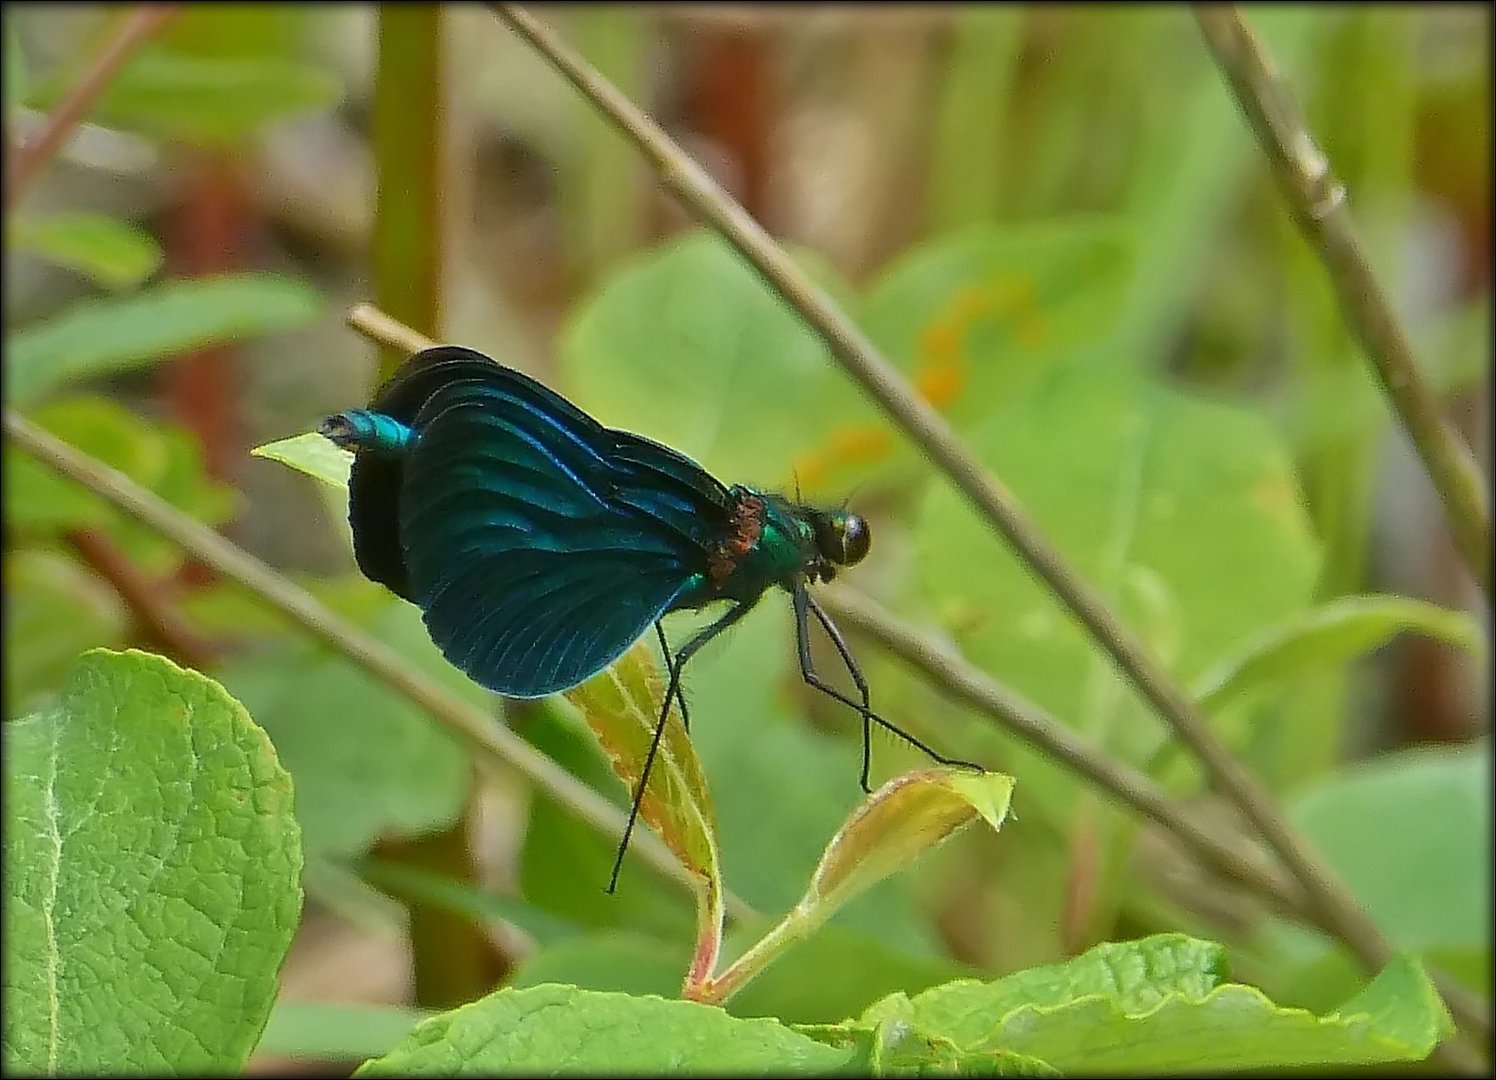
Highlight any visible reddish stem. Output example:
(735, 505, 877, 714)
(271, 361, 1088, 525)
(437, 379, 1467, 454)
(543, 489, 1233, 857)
(65, 527, 217, 670)
(6, 5, 179, 215)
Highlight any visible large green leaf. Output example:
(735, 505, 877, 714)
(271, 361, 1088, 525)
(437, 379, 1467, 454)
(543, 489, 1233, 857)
(1259, 743, 1492, 996)
(563, 642, 724, 989)
(1194, 595, 1484, 714)
(354, 984, 855, 1077)
(50, 45, 341, 145)
(562, 230, 867, 495)
(916, 363, 1320, 813)
(3, 548, 129, 718)
(7, 272, 322, 405)
(6, 395, 236, 574)
(831, 935, 1449, 1073)
(862, 220, 1136, 424)
(912, 362, 1318, 956)
(260, 1002, 431, 1065)
(10, 213, 163, 290)
(1, 649, 302, 1074)
(5, 13, 24, 112)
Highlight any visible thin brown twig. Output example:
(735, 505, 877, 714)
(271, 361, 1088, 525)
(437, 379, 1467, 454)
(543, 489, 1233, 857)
(4, 408, 756, 925)
(5, 4, 179, 215)
(1194, 5, 1491, 595)
(349, 302, 438, 356)
(486, 0, 1445, 1035)
(64, 527, 218, 670)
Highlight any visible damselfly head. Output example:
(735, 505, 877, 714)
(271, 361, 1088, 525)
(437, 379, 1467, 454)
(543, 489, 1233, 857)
(810, 509, 871, 568)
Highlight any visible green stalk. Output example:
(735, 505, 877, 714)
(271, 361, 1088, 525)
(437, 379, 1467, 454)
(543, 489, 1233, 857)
(1270, 8, 1419, 789)
(560, 8, 646, 288)
(372, 4, 494, 1008)
(373, 4, 444, 382)
(926, 7, 1024, 233)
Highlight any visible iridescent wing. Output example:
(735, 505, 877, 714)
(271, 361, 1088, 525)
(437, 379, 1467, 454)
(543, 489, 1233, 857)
(346, 347, 731, 697)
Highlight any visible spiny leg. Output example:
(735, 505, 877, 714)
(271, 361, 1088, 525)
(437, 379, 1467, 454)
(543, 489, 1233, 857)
(794, 586, 983, 791)
(655, 621, 691, 733)
(794, 587, 872, 790)
(608, 602, 753, 894)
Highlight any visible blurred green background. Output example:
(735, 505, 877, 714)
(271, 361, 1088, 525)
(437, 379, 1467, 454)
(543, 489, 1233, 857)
(4, 4, 1489, 1073)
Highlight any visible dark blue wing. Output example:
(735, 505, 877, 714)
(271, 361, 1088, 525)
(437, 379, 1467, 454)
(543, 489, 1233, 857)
(346, 347, 732, 697)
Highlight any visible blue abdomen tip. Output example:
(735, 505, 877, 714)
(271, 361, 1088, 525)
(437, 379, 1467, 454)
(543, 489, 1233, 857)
(319, 410, 417, 456)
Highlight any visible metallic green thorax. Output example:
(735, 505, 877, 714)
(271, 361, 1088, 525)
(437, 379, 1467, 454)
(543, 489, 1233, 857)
(676, 486, 821, 610)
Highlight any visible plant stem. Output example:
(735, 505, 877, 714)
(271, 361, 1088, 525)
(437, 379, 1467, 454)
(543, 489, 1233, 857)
(1194, 5, 1491, 596)
(5, 4, 178, 215)
(64, 527, 217, 670)
(691, 904, 818, 1007)
(373, 3, 445, 381)
(349, 302, 435, 355)
(486, 0, 1439, 1031)
(369, 3, 492, 1009)
(3, 408, 754, 926)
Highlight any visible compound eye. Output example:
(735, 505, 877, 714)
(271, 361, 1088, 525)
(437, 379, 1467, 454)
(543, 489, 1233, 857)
(838, 513, 871, 566)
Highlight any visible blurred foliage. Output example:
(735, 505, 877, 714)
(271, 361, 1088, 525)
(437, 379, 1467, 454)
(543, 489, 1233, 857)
(2, 2, 1488, 1073)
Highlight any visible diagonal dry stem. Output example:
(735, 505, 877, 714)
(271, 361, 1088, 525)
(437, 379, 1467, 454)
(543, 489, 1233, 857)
(1194, 5, 1490, 595)
(6, 5, 179, 215)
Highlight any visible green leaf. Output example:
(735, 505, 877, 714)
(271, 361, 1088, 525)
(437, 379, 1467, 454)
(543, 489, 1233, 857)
(65, 46, 341, 145)
(564, 641, 724, 990)
(682, 601, 947, 952)
(562, 230, 867, 496)
(862, 934, 1230, 1041)
(695, 770, 1014, 1005)
(798, 1019, 1059, 1077)
(11, 212, 164, 289)
(862, 220, 1136, 424)
(849, 936, 1450, 1073)
(1, 649, 303, 1075)
(359, 859, 582, 945)
(6, 14, 26, 114)
(726, 922, 976, 1027)
(7, 272, 322, 405)
(217, 602, 474, 863)
(1285, 744, 1491, 958)
(509, 932, 692, 1000)
(1193, 594, 1485, 713)
(353, 984, 855, 1076)
(251, 431, 352, 489)
(3, 548, 129, 718)
(794, 771, 1014, 928)
(260, 1002, 431, 1063)
(6, 396, 236, 573)
(916, 363, 1319, 824)
(516, 697, 697, 941)
(776, 219, 1138, 496)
